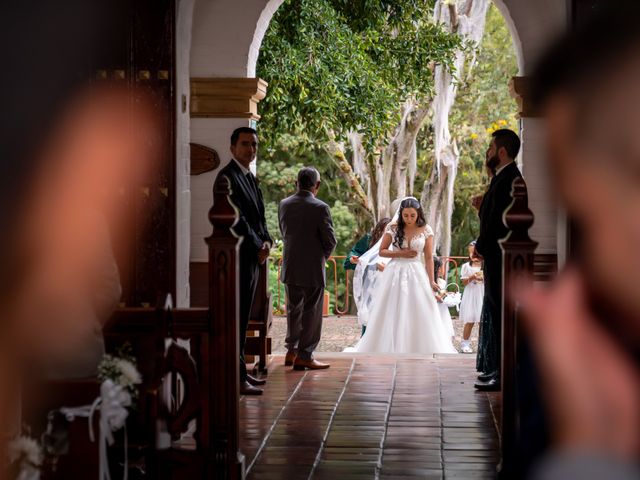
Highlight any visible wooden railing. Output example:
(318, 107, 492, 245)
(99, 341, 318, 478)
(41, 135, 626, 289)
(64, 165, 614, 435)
(206, 175, 244, 479)
(271, 255, 472, 317)
(27, 175, 246, 480)
(499, 177, 557, 478)
(272, 256, 351, 315)
(499, 177, 536, 477)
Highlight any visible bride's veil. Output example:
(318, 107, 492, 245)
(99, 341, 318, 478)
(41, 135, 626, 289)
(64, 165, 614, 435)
(352, 197, 413, 326)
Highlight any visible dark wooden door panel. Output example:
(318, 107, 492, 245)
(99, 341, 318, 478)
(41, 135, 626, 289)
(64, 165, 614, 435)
(95, 0, 176, 306)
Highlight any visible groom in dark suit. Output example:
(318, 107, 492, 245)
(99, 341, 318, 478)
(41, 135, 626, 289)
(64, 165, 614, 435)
(279, 167, 337, 370)
(474, 129, 527, 391)
(216, 127, 272, 395)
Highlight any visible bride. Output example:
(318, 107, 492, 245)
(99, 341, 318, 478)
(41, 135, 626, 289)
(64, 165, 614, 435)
(351, 197, 457, 354)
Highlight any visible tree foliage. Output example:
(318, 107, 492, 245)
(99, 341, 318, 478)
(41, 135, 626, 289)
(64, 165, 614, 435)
(258, 136, 358, 256)
(257, 1, 518, 257)
(257, 0, 462, 154)
(447, 3, 519, 254)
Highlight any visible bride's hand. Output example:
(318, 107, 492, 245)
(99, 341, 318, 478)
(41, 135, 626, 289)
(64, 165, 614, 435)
(431, 281, 440, 292)
(401, 249, 418, 258)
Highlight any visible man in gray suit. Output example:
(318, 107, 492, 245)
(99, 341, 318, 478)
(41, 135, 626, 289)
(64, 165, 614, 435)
(279, 167, 337, 370)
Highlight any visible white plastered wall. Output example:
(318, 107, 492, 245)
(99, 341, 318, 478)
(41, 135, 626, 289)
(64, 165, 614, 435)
(186, 0, 284, 272)
(175, 0, 196, 307)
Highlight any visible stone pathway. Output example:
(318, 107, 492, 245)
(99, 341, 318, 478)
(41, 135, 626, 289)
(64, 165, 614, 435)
(240, 354, 500, 479)
(270, 315, 480, 354)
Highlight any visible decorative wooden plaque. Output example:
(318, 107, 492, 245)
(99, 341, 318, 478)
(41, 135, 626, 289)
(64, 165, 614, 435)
(190, 142, 220, 175)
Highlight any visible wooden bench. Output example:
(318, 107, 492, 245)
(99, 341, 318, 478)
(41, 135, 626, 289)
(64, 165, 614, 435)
(24, 176, 246, 479)
(533, 253, 558, 282)
(245, 262, 273, 373)
(500, 179, 560, 478)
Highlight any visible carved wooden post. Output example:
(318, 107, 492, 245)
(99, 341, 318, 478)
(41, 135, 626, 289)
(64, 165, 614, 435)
(206, 175, 245, 479)
(499, 177, 537, 477)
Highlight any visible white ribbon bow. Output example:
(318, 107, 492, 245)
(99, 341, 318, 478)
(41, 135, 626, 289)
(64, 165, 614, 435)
(60, 379, 131, 480)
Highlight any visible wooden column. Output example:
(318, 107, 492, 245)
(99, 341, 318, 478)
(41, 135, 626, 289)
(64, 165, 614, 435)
(499, 177, 537, 477)
(509, 76, 540, 118)
(206, 176, 245, 479)
(190, 78, 268, 119)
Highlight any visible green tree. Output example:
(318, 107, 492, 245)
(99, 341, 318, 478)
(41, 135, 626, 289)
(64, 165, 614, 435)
(257, 0, 462, 218)
(258, 0, 518, 288)
(448, 3, 519, 254)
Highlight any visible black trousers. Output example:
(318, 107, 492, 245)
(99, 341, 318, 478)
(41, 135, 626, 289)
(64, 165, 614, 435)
(477, 253, 502, 375)
(284, 284, 324, 360)
(239, 258, 259, 382)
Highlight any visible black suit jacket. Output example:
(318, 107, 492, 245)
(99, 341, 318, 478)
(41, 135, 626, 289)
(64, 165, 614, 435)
(216, 159, 272, 264)
(279, 191, 337, 287)
(476, 162, 525, 262)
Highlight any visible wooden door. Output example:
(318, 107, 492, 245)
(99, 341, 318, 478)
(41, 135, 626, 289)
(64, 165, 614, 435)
(94, 0, 176, 307)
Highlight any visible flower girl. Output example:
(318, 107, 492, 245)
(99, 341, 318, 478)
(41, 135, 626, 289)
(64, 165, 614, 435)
(459, 241, 484, 353)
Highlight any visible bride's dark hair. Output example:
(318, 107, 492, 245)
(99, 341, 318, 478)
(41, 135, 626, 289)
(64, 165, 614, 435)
(394, 198, 426, 248)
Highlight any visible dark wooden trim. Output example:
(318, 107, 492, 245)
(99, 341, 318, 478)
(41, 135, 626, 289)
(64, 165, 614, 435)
(206, 175, 245, 479)
(533, 253, 558, 281)
(246, 261, 273, 373)
(190, 261, 209, 307)
(191, 259, 273, 372)
(499, 177, 538, 477)
(509, 76, 540, 118)
(572, 0, 601, 27)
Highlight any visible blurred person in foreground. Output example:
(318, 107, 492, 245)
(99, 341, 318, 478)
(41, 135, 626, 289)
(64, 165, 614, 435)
(520, 1, 640, 478)
(0, 0, 158, 472)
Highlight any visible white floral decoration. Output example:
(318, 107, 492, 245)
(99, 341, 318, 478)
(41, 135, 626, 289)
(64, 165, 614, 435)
(8, 435, 43, 469)
(115, 358, 142, 388)
(97, 344, 142, 399)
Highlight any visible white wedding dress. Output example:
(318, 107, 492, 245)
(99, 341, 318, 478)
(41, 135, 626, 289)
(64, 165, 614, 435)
(351, 225, 457, 354)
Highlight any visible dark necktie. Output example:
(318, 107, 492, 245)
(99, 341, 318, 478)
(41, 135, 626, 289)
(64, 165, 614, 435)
(246, 172, 258, 198)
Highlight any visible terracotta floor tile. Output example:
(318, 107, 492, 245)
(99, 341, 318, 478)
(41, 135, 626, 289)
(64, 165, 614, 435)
(240, 354, 500, 478)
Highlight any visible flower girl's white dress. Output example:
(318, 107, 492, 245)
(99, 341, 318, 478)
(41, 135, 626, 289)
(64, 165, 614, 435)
(352, 225, 457, 354)
(459, 262, 484, 325)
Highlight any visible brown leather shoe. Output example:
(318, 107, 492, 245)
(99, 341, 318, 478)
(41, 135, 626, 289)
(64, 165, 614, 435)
(247, 374, 266, 386)
(240, 380, 263, 395)
(284, 351, 296, 366)
(293, 358, 330, 371)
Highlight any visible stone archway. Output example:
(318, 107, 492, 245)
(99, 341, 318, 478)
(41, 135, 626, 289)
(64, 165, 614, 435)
(177, 0, 570, 305)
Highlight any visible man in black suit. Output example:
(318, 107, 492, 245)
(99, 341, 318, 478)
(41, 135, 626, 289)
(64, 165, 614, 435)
(216, 127, 272, 395)
(279, 167, 337, 370)
(474, 129, 526, 391)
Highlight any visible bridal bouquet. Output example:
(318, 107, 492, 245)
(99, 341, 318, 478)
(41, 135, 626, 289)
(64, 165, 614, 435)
(97, 344, 142, 400)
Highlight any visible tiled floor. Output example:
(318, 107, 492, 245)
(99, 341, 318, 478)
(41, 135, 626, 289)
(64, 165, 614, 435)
(240, 354, 500, 479)
(270, 315, 481, 353)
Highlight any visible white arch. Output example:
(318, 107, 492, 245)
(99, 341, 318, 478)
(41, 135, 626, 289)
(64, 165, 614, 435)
(190, 0, 283, 77)
(493, 0, 567, 74)
(491, 0, 525, 73)
(248, 0, 285, 77)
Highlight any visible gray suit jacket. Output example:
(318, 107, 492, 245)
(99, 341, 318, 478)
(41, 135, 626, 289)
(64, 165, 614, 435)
(279, 191, 337, 287)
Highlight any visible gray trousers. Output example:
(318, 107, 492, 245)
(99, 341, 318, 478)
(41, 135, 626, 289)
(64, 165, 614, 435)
(284, 284, 324, 360)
